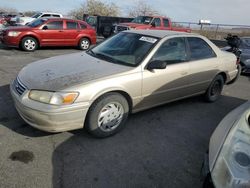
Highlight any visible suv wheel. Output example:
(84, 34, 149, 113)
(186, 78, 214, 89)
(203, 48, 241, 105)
(78, 38, 90, 50)
(21, 37, 38, 51)
(85, 93, 129, 138)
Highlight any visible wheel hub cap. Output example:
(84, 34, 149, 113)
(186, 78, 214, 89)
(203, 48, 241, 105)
(98, 102, 124, 132)
(24, 39, 35, 50)
(81, 40, 89, 49)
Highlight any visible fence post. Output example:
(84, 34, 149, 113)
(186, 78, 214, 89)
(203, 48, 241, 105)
(214, 24, 219, 39)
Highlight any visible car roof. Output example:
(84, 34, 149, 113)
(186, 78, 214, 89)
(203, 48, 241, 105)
(124, 30, 198, 39)
(40, 17, 83, 22)
(39, 12, 62, 15)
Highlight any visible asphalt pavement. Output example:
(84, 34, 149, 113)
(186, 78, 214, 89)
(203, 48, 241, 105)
(0, 44, 249, 188)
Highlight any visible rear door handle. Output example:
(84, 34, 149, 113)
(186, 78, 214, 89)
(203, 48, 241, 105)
(58, 30, 63, 32)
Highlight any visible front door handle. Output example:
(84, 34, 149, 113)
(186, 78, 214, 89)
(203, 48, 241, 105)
(58, 30, 63, 32)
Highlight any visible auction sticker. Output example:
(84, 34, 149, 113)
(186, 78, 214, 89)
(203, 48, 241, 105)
(139, 36, 157, 43)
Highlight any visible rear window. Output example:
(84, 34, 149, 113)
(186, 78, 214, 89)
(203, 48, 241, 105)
(66, 21, 78, 29)
(52, 14, 60, 18)
(187, 37, 216, 60)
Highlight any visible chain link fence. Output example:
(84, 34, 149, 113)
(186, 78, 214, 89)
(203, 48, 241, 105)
(173, 21, 250, 41)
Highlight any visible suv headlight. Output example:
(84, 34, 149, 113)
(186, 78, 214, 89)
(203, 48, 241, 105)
(8, 31, 21, 37)
(28, 90, 79, 105)
(211, 110, 250, 187)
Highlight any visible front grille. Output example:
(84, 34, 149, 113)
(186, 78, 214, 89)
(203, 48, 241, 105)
(13, 77, 27, 96)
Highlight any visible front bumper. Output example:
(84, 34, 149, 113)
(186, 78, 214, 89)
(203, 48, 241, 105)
(10, 83, 90, 133)
(1, 36, 20, 47)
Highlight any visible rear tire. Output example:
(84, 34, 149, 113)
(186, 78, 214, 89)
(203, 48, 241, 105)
(78, 38, 90, 50)
(85, 93, 129, 138)
(21, 37, 38, 51)
(205, 75, 224, 102)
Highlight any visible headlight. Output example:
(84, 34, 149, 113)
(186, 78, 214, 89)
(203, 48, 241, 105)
(211, 110, 250, 187)
(8, 31, 21, 37)
(28, 90, 79, 105)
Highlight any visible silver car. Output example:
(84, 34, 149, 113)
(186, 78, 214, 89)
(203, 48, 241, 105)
(10, 30, 238, 137)
(202, 101, 250, 188)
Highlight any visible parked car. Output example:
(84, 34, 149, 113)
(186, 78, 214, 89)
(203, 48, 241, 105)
(84, 14, 133, 38)
(15, 12, 63, 25)
(202, 101, 250, 188)
(113, 15, 191, 33)
(0, 18, 96, 51)
(9, 12, 24, 25)
(222, 37, 250, 74)
(10, 30, 238, 137)
(0, 15, 8, 26)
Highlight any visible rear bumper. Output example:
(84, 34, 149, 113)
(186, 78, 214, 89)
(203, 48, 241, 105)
(226, 65, 241, 85)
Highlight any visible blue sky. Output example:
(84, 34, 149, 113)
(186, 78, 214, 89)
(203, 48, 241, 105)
(0, 0, 249, 25)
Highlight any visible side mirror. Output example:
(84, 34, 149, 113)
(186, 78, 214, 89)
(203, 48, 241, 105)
(147, 60, 167, 70)
(42, 25, 48, 30)
(151, 22, 156, 27)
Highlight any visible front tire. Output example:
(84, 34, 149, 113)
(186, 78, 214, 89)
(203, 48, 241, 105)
(78, 38, 90, 50)
(85, 93, 129, 138)
(21, 37, 38, 51)
(205, 75, 224, 102)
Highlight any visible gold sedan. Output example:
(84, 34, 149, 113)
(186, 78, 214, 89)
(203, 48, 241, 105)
(10, 30, 238, 137)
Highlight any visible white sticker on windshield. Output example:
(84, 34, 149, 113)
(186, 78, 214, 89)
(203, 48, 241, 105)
(139, 36, 157, 44)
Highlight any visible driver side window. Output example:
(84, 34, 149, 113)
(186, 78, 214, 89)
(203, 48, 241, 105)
(151, 18, 161, 27)
(151, 37, 187, 64)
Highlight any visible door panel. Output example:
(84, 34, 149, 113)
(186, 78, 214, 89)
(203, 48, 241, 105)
(188, 58, 219, 93)
(135, 37, 191, 110)
(137, 63, 190, 110)
(186, 37, 219, 93)
(63, 21, 80, 45)
(39, 21, 65, 46)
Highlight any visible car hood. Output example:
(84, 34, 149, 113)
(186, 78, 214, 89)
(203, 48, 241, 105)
(18, 52, 133, 91)
(6, 26, 30, 31)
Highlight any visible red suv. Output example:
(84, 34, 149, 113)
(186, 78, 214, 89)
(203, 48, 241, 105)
(0, 18, 96, 51)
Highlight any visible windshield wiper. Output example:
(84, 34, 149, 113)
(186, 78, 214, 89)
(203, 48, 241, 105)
(87, 49, 96, 56)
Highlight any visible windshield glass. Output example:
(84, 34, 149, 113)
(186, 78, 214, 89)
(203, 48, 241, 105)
(88, 32, 159, 66)
(27, 18, 47, 27)
(131, 16, 153, 24)
(32, 13, 42, 18)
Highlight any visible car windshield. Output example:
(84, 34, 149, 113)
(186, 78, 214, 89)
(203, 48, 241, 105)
(32, 13, 42, 18)
(131, 16, 153, 24)
(27, 18, 47, 27)
(88, 32, 159, 66)
(241, 38, 250, 49)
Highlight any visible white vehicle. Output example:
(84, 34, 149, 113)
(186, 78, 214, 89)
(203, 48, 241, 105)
(16, 12, 63, 25)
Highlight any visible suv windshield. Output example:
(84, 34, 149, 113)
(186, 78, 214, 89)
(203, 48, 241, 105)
(88, 32, 159, 66)
(32, 13, 42, 18)
(131, 16, 153, 24)
(27, 18, 47, 27)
